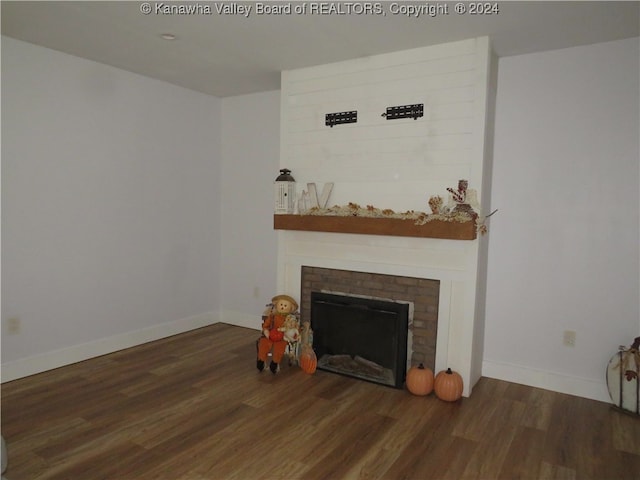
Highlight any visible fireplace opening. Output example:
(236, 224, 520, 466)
(310, 291, 409, 388)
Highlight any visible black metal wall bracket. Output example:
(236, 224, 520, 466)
(382, 104, 424, 120)
(325, 111, 357, 127)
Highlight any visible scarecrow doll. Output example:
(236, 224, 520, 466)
(257, 294, 299, 373)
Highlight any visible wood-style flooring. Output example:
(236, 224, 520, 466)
(2, 323, 639, 480)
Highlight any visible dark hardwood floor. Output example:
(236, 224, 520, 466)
(2, 323, 639, 480)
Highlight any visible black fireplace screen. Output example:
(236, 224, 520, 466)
(310, 291, 409, 388)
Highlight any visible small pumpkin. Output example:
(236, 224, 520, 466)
(406, 363, 434, 396)
(299, 345, 317, 374)
(434, 368, 463, 402)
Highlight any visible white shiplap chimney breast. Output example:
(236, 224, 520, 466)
(277, 37, 497, 396)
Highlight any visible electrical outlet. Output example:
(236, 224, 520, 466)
(563, 330, 576, 347)
(253, 286, 260, 299)
(7, 317, 21, 335)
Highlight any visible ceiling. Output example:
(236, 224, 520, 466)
(2, 1, 639, 98)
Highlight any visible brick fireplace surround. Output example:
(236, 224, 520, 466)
(301, 266, 440, 371)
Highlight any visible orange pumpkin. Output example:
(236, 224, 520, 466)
(406, 363, 434, 396)
(299, 345, 317, 374)
(434, 368, 463, 402)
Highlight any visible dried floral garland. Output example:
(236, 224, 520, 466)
(298, 180, 498, 235)
(476, 209, 499, 235)
(303, 203, 472, 223)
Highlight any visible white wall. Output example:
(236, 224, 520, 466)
(1, 37, 223, 380)
(219, 91, 280, 328)
(3, 33, 637, 402)
(484, 37, 640, 402)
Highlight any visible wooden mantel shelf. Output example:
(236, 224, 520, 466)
(274, 214, 477, 240)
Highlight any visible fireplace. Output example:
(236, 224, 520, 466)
(311, 291, 409, 388)
(277, 38, 494, 396)
(301, 266, 439, 378)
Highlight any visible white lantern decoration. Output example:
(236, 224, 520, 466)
(274, 168, 296, 214)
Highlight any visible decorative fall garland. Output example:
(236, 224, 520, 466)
(297, 180, 498, 235)
(301, 202, 498, 235)
(303, 203, 472, 222)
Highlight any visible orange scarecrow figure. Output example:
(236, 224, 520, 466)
(257, 294, 299, 374)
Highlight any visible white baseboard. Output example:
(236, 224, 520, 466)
(6, 315, 611, 405)
(1, 311, 219, 383)
(218, 310, 261, 331)
(482, 359, 611, 403)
